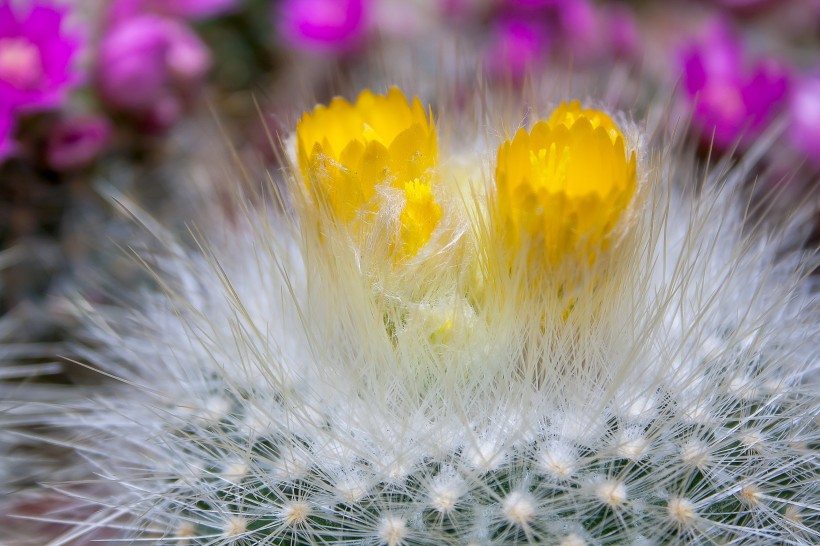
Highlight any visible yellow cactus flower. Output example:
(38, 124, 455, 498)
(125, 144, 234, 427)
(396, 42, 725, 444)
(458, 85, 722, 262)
(296, 87, 440, 258)
(495, 101, 637, 267)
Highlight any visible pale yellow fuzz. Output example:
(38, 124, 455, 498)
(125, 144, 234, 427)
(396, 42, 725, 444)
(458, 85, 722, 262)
(495, 101, 637, 268)
(296, 87, 440, 258)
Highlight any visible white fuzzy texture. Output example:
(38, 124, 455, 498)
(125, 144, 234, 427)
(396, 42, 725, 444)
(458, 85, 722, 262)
(26, 114, 820, 545)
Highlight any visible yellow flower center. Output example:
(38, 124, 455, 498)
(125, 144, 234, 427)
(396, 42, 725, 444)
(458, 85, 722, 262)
(296, 87, 440, 258)
(400, 179, 442, 258)
(495, 101, 636, 267)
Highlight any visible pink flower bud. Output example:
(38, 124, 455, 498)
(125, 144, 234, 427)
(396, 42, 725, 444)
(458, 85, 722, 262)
(96, 15, 210, 130)
(45, 115, 111, 171)
(278, 0, 370, 54)
(166, 25, 211, 82)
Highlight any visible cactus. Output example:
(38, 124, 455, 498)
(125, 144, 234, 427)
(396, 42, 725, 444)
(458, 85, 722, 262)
(22, 89, 819, 545)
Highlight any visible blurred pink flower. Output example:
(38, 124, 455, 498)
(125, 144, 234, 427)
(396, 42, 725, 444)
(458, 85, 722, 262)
(46, 115, 111, 171)
(789, 71, 820, 168)
(485, 16, 549, 82)
(0, 103, 16, 161)
(680, 19, 790, 152)
(494, 0, 637, 66)
(0, 0, 81, 112)
(278, 0, 370, 54)
(96, 14, 210, 130)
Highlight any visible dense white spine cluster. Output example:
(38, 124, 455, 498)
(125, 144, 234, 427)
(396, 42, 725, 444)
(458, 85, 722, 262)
(7, 112, 818, 546)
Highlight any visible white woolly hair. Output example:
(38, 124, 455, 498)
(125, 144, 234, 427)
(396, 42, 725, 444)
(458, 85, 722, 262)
(10, 86, 819, 546)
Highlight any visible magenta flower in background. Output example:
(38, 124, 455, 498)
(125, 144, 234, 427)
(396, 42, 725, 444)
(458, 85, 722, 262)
(96, 15, 210, 130)
(0, 103, 16, 161)
(680, 19, 789, 152)
(789, 71, 820, 168)
(278, 0, 370, 54)
(485, 16, 549, 82)
(486, 1, 640, 68)
(0, 0, 81, 112)
(46, 115, 112, 171)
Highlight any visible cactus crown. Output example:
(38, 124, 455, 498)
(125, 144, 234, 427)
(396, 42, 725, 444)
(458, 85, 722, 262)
(37, 89, 819, 546)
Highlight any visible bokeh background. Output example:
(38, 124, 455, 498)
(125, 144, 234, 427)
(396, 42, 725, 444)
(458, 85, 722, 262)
(0, 1, 818, 540)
